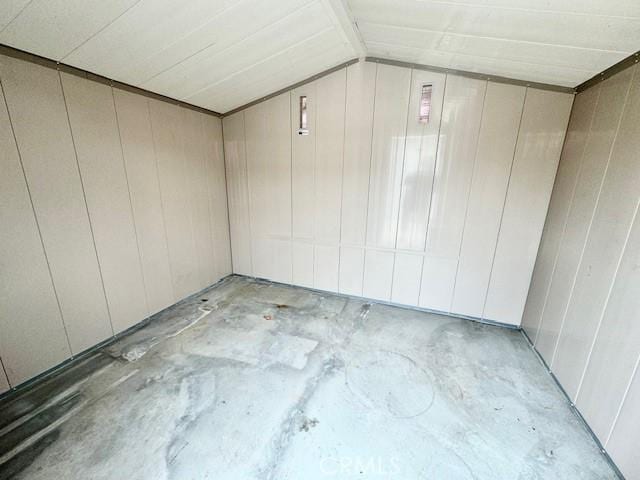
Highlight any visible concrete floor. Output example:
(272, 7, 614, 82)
(0, 276, 618, 479)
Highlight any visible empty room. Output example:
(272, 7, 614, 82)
(0, 1, 639, 478)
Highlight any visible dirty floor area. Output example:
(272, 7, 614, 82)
(0, 276, 617, 479)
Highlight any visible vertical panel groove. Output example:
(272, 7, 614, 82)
(360, 63, 377, 290)
(549, 72, 635, 369)
(481, 87, 528, 319)
(389, 67, 417, 297)
(57, 69, 115, 336)
(110, 85, 151, 316)
(416, 74, 447, 305)
(0, 80, 72, 359)
(606, 351, 640, 446)
(533, 86, 601, 345)
(145, 97, 176, 301)
(241, 112, 254, 275)
(576, 196, 640, 400)
(449, 81, 489, 313)
(336, 64, 349, 286)
(220, 117, 235, 275)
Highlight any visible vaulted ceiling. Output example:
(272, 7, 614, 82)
(1, 0, 638, 113)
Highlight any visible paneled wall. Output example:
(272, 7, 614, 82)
(0, 52, 231, 391)
(224, 60, 572, 326)
(522, 65, 640, 479)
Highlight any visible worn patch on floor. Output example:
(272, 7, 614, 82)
(0, 276, 620, 480)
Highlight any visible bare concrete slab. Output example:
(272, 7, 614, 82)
(0, 276, 618, 479)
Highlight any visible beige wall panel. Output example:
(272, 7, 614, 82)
(203, 113, 232, 282)
(365, 64, 411, 249)
(577, 207, 640, 441)
(314, 70, 346, 244)
(223, 112, 253, 276)
(313, 245, 339, 293)
(552, 67, 640, 399)
(149, 99, 201, 298)
(484, 89, 573, 325)
(339, 246, 365, 297)
(522, 85, 601, 342)
(61, 72, 148, 334)
(291, 83, 316, 240)
(536, 69, 633, 362)
(181, 108, 216, 288)
(341, 62, 376, 246)
(0, 56, 112, 353)
(112, 88, 175, 315)
(292, 242, 314, 289)
(0, 361, 9, 393)
(606, 367, 640, 478)
(0, 87, 70, 385)
(273, 240, 294, 285)
(391, 252, 423, 306)
(451, 83, 525, 318)
(396, 69, 445, 252)
(420, 75, 486, 312)
(245, 93, 292, 282)
(362, 249, 394, 301)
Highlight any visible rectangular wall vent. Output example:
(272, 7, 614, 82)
(298, 95, 309, 135)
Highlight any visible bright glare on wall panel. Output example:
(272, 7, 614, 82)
(419, 84, 432, 123)
(298, 95, 309, 135)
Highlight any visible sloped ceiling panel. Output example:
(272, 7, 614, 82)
(348, 0, 640, 87)
(0, 0, 639, 112)
(0, 0, 359, 113)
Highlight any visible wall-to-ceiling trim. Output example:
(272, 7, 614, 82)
(576, 50, 640, 93)
(0, 44, 223, 118)
(221, 58, 360, 117)
(365, 56, 576, 94)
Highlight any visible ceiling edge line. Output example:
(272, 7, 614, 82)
(0, 43, 223, 117)
(365, 56, 575, 94)
(576, 50, 640, 93)
(221, 57, 360, 117)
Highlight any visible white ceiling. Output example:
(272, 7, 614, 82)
(350, 0, 640, 88)
(0, 0, 638, 113)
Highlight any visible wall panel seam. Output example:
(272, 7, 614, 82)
(57, 69, 115, 337)
(196, 112, 218, 280)
(605, 347, 640, 446)
(549, 72, 635, 369)
(449, 79, 489, 313)
(111, 86, 151, 317)
(391, 68, 416, 251)
(0, 80, 72, 362)
(480, 87, 528, 320)
(177, 109, 201, 293)
(145, 98, 177, 301)
(336, 65, 348, 287)
(241, 112, 254, 276)
(289, 93, 294, 282)
(360, 63, 377, 289)
(532, 86, 600, 345)
(220, 117, 234, 275)
(573, 68, 639, 402)
(0, 358, 10, 389)
(389, 68, 416, 297)
(417, 73, 448, 306)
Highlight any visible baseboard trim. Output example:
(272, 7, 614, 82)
(520, 329, 626, 480)
(233, 273, 521, 330)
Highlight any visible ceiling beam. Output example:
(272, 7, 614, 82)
(320, 0, 367, 58)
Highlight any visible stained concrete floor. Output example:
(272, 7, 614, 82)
(0, 276, 619, 479)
